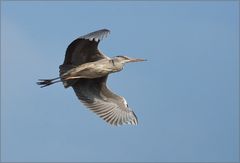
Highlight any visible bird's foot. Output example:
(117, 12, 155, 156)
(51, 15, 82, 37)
(37, 77, 60, 88)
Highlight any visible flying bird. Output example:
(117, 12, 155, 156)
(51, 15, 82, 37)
(37, 29, 145, 126)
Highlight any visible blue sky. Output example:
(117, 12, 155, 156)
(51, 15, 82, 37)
(1, 1, 239, 162)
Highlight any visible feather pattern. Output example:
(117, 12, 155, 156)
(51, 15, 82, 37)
(79, 29, 110, 42)
(61, 29, 110, 66)
(72, 76, 138, 126)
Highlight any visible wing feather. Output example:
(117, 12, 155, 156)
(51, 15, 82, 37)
(72, 76, 138, 126)
(62, 29, 110, 66)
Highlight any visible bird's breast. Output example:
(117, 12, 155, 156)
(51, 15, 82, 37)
(62, 60, 123, 79)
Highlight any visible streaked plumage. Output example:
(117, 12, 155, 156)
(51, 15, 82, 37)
(37, 29, 145, 126)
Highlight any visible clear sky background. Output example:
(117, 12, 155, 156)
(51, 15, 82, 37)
(1, 1, 239, 162)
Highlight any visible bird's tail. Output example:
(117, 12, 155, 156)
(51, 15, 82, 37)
(37, 77, 61, 88)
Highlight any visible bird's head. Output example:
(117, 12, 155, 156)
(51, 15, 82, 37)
(114, 55, 146, 64)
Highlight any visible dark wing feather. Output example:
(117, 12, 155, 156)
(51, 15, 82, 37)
(62, 29, 110, 66)
(72, 76, 138, 126)
(59, 29, 110, 87)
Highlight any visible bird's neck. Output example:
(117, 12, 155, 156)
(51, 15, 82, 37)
(108, 59, 124, 73)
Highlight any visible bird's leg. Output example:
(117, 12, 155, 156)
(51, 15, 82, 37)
(37, 77, 61, 88)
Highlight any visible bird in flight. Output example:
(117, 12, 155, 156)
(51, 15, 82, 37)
(37, 29, 146, 126)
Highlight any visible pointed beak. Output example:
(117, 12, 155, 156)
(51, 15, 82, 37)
(127, 58, 147, 63)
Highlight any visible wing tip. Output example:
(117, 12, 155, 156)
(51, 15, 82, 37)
(107, 111, 138, 126)
(131, 111, 138, 125)
(76, 89, 138, 127)
(79, 28, 111, 42)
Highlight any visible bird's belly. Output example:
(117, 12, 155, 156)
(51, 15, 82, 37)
(84, 69, 109, 78)
(88, 65, 119, 77)
(62, 62, 121, 79)
(83, 64, 121, 78)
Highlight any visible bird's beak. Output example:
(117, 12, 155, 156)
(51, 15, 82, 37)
(127, 58, 147, 63)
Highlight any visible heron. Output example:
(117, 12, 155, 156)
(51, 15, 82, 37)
(37, 29, 146, 126)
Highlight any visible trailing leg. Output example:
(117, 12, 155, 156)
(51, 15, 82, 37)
(37, 77, 61, 88)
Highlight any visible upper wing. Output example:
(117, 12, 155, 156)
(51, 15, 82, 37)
(59, 29, 110, 88)
(72, 76, 138, 126)
(62, 29, 110, 66)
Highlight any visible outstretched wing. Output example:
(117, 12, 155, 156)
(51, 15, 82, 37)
(72, 76, 138, 126)
(61, 29, 110, 66)
(59, 29, 110, 87)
